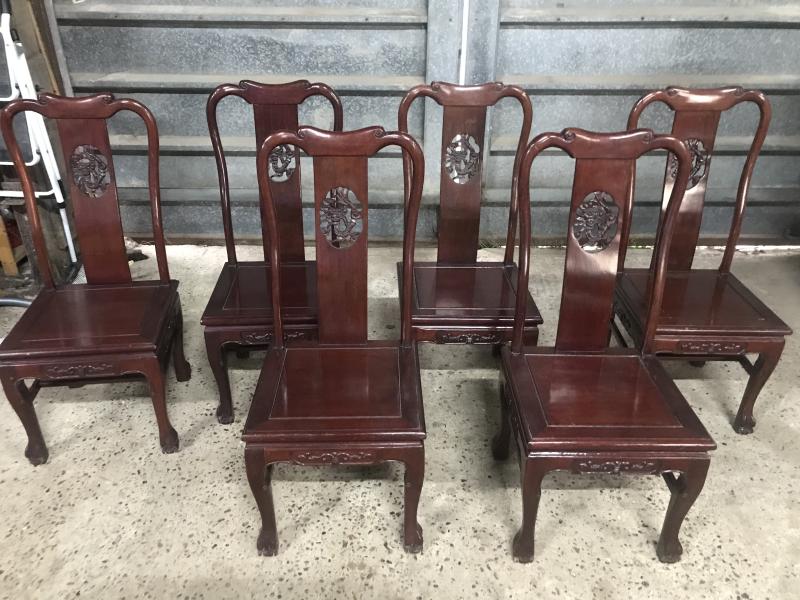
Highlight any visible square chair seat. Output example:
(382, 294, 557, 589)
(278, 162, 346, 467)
(502, 347, 715, 453)
(0, 280, 179, 359)
(616, 269, 791, 338)
(399, 261, 543, 327)
(201, 261, 317, 327)
(243, 341, 425, 444)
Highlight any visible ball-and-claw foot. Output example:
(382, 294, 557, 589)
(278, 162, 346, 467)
(512, 530, 535, 563)
(25, 443, 49, 466)
(159, 428, 180, 454)
(656, 539, 683, 563)
(175, 361, 192, 382)
(216, 404, 234, 425)
(257, 529, 278, 556)
(403, 523, 423, 554)
(491, 432, 510, 461)
(734, 415, 755, 435)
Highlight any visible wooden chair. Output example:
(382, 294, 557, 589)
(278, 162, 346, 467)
(612, 87, 791, 434)
(243, 125, 426, 555)
(493, 128, 715, 563)
(397, 81, 542, 345)
(202, 80, 343, 424)
(0, 93, 191, 465)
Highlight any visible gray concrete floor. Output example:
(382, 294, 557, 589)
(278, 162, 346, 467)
(0, 245, 798, 599)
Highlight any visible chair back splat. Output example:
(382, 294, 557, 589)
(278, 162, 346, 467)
(257, 126, 424, 348)
(207, 80, 344, 263)
(623, 86, 771, 272)
(398, 81, 531, 264)
(512, 128, 693, 354)
(0, 92, 169, 287)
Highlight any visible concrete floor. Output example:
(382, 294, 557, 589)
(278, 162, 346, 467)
(0, 244, 798, 599)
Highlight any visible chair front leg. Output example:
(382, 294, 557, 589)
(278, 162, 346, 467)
(245, 446, 278, 556)
(513, 457, 550, 563)
(142, 359, 179, 453)
(734, 341, 785, 434)
(171, 299, 192, 382)
(402, 445, 425, 553)
(1, 374, 48, 465)
(656, 459, 710, 563)
(204, 331, 234, 424)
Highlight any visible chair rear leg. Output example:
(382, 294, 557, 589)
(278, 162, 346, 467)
(1, 375, 48, 465)
(491, 383, 511, 461)
(245, 446, 278, 556)
(402, 445, 425, 553)
(205, 332, 234, 424)
(513, 457, 549, 563)
(734, 341, 784, 434)
(143, 360, 179, 453)
(171, 300, 192, 382)
(656, 459, 709, 563)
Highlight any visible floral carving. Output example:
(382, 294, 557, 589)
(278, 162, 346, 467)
(45, 363, 115, 378)
(669, 138, 710, 189)
(70, 144, 110, 198)
(240, 330, 308, 344)
(292, 450, 376, 465)
(576, 459, 659, 474)
(319, 187, 363, 249)
(435, 331, 503, 344)
(677, 341, 746, 354)
(572, 191, 619, 253)
(268, 144, 297, 182)
(444, 133, 480, 184)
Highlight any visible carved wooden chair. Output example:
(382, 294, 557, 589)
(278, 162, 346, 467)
(243, 126, 426, 555)
(397, 82, 542, 345)
(493, 128, 715, 563)
(0, 93, 191, 465)
(612, 87, 791, 434)
(203, 80, 343, 424)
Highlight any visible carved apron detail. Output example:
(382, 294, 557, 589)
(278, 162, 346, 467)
(292, 450, 376, 465)
(435, 331, 504, 344)
(576, 459, 659, 474)
(268, 144, 298, 182)
(669, 138, 710, 189)
(45, 363, 115, 378)
(319, 187, 363, 249)
(444, 133, 480, 184)
(572, 191, 619, 253)
(70, 144, 111, 198)
(677, 340, 746, 354)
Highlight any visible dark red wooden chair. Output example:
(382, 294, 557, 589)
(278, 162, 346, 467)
(0, 93, 191, 465)
(243, 125, 426, 556)
(612, 87, 791, 434)
(493, 128, 715, 563)
(397, 81, 542, 345)
(202, 80, 343, 424)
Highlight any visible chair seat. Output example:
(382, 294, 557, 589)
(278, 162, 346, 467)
(616, 269, 791, 338)
(502, 347, 715, 453)
(243, 341, 425, 444)
(398, 261, 543, 327)
(201, 260, 317, 327)
(0, 280, 179, 359)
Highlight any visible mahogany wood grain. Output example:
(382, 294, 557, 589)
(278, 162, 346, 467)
(397, 81, 542, 345)
(495, 127, 715, 563)
(0, 92, 190, 464)
(243, 125, 427, 555)
(613, 86, 791, 434)
(202, 80, 343, 424)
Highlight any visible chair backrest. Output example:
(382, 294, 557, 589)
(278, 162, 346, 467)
(258, 126, 424, 348)
(207, 80, 344, 263)
(624, 86, 770, 272)
(398, 81, 531, 265)
(0, 92, 169, 288)
(512, 128, 692, 354)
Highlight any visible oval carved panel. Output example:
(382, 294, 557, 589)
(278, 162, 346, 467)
(268, 144, 298, 182)
(668, 138, 710, 189)
(319, 186, 363, 249)
(70, 144, 110, 198)
(572, 191, 619, 253)
(444, 133, 480, 184)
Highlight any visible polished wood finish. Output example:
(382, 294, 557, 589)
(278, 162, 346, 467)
(613, 86, 791, 433)
(243, 125, 427, 555)
(494, 127, 715, 562)
(202, 80, 343, 424)
(398, 81, 542, 345)
(0, 93, 191, 464)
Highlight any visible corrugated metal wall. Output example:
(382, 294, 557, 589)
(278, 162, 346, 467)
(48, 0, 800, 244)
